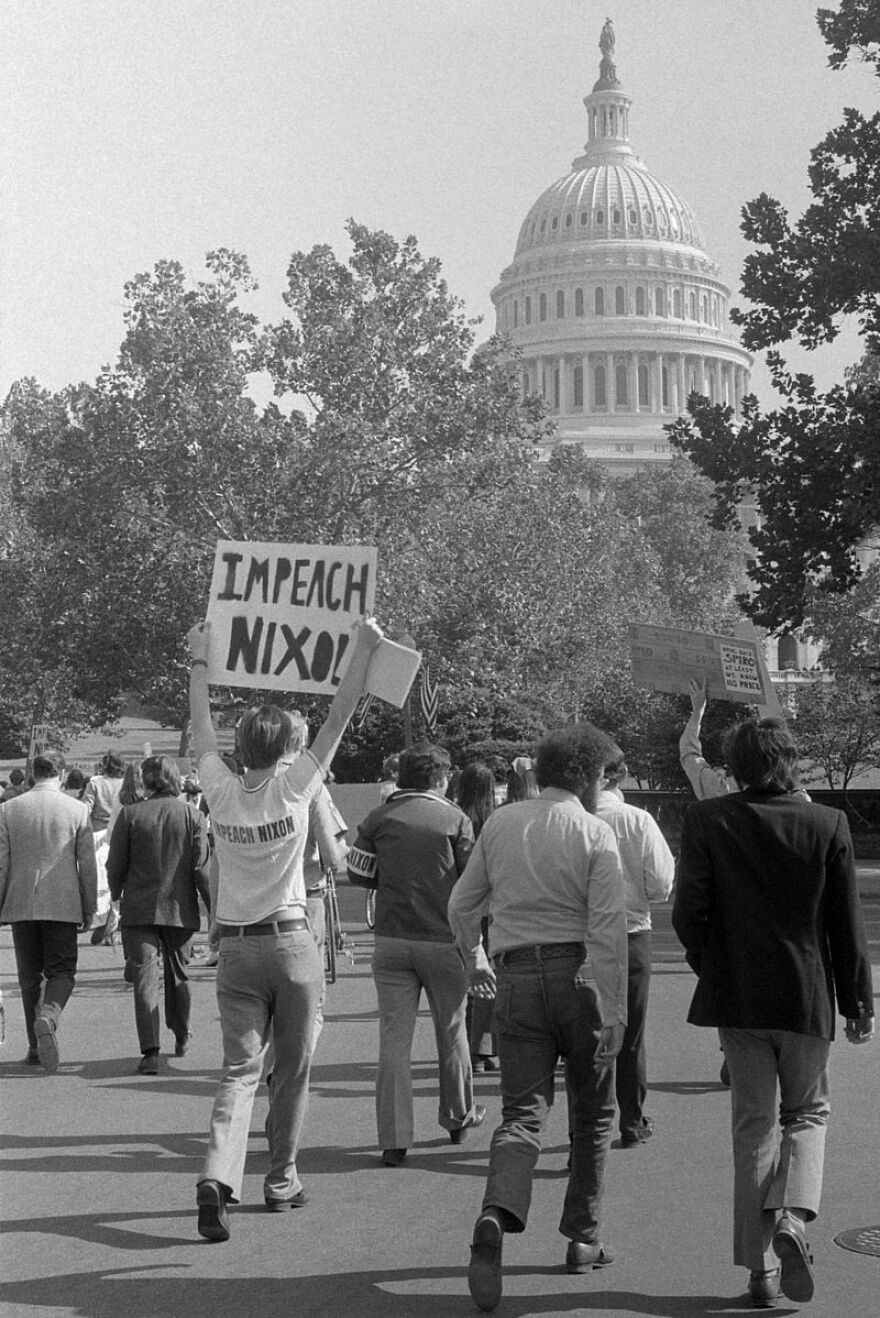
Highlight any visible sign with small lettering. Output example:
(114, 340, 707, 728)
(629, 623, 774, 705)
(205, 541, 377, 693)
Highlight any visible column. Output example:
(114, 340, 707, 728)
(629, 353, 639, 413)
(606, 352, 615, 408)
(677, 354, 687, 412)
(714, 359, 723, 406)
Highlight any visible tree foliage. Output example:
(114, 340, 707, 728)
(792, 674, 880, 789)
(3, 222, 750, 776)
(668, 2, 880, 631)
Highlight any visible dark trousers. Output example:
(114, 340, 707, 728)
(616, 930, 651, 1139)
(11, 921, 79, 1049)
(484, 951, 614, 1242)
(125, 925, 194, 1053)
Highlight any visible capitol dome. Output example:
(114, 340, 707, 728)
(492, 19, 752, 474)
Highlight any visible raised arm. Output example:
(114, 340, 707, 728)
(186, 620, 219, 763)
(309, 617, 383, 775)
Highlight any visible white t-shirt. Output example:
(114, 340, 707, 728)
(199, 750, 323, 924)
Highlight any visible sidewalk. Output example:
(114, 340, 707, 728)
(1, 928, 879, 1318)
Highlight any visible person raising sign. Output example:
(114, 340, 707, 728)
(187, 614, 382, 1243)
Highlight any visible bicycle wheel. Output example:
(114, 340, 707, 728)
(365, 888, 376, 930)
(324, 881, 338, 984)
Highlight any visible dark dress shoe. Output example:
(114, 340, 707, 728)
(468, 1208, 504, 1312)
(565, 1241, 615, 1273)
(136, 1051, 159, 1075)
(772, 1212, 814, 1302)
(264, 1188, 308, 1211)
(381, 1148, 407, 1167)
(450, 1104, 487, 1144)
(34, 1016, 59, 1074)
(174, 1033, 193, 1057)
(620, 1116, 654, 1148)
(748, 1268, 780, 1308)
(197, 1179, 231, 1241)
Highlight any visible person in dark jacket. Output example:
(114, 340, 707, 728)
(107, 755, 210, 1074)
(673, 717, 874, 1309)
(348, 741, 483, 1166)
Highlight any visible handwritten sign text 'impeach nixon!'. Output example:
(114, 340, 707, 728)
(205, 541, 377, 693)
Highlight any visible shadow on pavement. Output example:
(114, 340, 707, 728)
(0, 1264, 783, 1318)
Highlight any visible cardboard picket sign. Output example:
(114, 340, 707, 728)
(204, 541, 377, 694)
(629, 622, 778, 707)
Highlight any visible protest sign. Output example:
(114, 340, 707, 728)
(629, 622, 777, 706)
(205, 541, 377, 694)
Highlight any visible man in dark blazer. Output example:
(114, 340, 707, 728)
(673, 717, 874, 1309)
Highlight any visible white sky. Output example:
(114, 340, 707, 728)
(2, 0, 876, 404)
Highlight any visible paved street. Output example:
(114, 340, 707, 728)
(1, 886, 879, 1318)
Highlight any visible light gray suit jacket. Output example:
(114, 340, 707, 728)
(0, 780, 98, 924)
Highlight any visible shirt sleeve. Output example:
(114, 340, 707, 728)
(679, 714, 730, 800)
(641, 814, 676, 902)
(447, 834, 492, 973)
(347, 810, 378, 888)
(583, 830, 628, 1028)
(309, 785, 349, 872)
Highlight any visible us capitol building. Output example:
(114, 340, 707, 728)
(491, 19, 753, 475)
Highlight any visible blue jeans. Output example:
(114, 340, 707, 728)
(720, 1027, 831, 1271)
(372, 936, 475, 1148)
(200, 927, 323, 1202)
(125, 924, 194, 1053)
(484, 951, 615, 1242)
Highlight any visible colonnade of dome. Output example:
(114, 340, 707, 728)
(491, 19, 752, 473)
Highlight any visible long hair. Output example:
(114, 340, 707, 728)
(119, 762, 145, 807)
(457, 762, 496, 838)
(141, 755, 181, 798)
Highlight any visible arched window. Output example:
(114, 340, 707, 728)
(778, 635, 799, 671)
(556, 290, 565, 319)
(673, 288, 682, 318)
(615, 285, 625, 315)
(655, 286, 666, 318)
(539, 292, 547, 322)
(525, 296, 532, 325)
(594, 363, 607, 407)
(574, 287, 584, 317)
(595, 286, 605, 316)
(513, 300, 518, 328)
(615, 362, 628, 406)
(662, 365, 670, 407)
(689, 291, 697, 319)
(553, 366, 561, 410)
(635, 287, 646, 316)
(702, 294, 709, 322)
(573, 364, 583, 408)
(638, 363, 649, 406)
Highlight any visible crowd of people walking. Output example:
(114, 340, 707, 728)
(0, 613, 875, 1312)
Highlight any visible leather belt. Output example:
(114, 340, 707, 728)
(493, 941, 584, 967)
(220, 919, 309, 938)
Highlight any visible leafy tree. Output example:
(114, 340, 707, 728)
(792, 674, 880, 789)
(668, 2, 880, 630)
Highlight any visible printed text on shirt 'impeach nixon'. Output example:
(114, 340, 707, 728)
(213, 815, 299, 845)
(216, 550, 371, 682)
